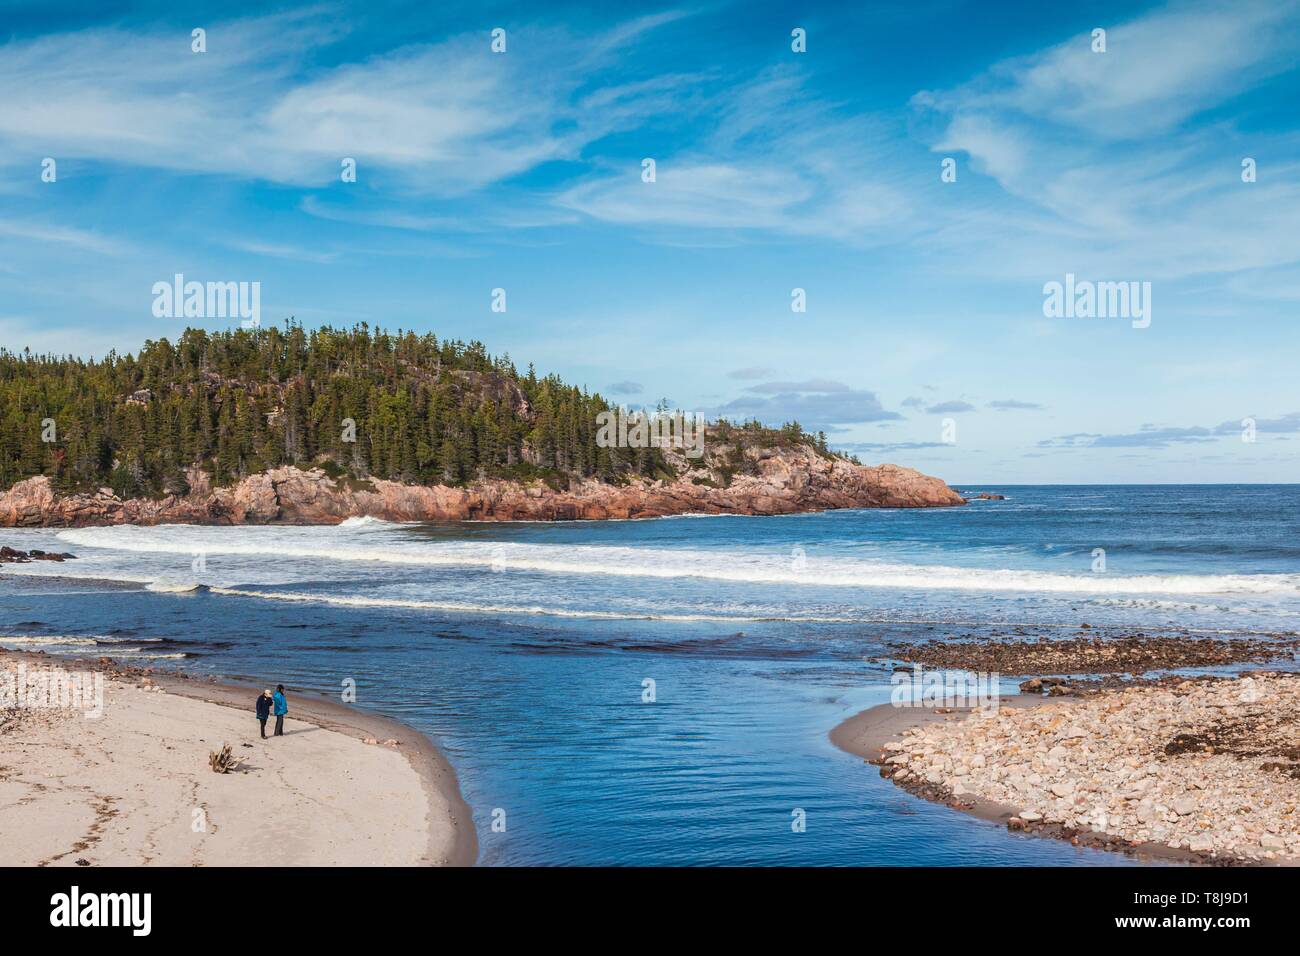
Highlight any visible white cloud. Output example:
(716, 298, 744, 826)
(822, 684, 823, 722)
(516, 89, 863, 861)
(0, 12, 695, 195)
(222, 239, 338, 263)
(921, 1, 1299, 141)
(707, 378, 903, 429)
(0, 219, 134, 256)
(912, 0, 1300, 284)
(558, 66, 913, 242)
(562, 162, 812, 230)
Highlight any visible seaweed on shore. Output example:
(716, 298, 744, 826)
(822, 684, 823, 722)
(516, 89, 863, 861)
(875, 634, 1300, 678)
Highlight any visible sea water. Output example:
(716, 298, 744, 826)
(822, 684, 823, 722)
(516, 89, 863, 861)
(4, 485, 1298, 865)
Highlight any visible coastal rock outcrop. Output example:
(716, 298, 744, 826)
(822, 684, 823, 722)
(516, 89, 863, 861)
(0, 444, 964, 526)
(871, 674, 1300, 865)
(0, 546, 76, 562)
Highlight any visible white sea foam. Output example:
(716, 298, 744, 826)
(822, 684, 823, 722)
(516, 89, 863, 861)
(51, 525, 1300, 597)
(0, 634, 164, 646)
(51, 647, 188, 659)
(205, 587, 856, 622)
(337, 515, 401, 529)
(0, 633, 181, 660)
(145, 581, 204, 593)
(0, 635, 102, 646)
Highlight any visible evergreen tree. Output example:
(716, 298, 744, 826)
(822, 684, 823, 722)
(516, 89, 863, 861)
(0, 324, 833, 495)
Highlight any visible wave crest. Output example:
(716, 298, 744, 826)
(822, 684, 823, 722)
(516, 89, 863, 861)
(51, 525, 1300, 597)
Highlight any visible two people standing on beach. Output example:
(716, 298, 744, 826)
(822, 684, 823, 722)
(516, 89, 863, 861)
(255, 685, 288, 739)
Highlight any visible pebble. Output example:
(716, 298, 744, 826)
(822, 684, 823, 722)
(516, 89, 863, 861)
(878, 674, 1300, 863)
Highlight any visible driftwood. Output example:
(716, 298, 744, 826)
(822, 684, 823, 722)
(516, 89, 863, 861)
(208, 743, 243, 774)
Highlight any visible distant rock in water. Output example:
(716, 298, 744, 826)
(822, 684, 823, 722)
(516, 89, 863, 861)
(968, 492, 1006, 501)
(0, 545, 77, 561)
(0, 443, 964, 527)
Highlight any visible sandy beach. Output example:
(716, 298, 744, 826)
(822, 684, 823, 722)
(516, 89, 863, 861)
(0, 651, 476, 866)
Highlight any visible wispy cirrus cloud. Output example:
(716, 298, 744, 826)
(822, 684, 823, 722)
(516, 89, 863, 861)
(558, 67, 913, 243)
(0, 10, 696, 195)
(223, 239, 338, 264)
(912, 0, 1300, 283)
(0, 218, 139, 256)
(918, 1, 1299, 141)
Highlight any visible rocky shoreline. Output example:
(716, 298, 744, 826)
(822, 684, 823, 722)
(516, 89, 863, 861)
(835, 633, 1300, 866)
(0, 448, 964, 526)
(870, 675, 1300, 865)
(876, 634, 1300, 682)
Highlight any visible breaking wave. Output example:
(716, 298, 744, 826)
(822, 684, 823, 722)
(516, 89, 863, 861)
(205, 586, 857, 622)
(337, 516, 402, 530)
(50, 525, 1300, 596)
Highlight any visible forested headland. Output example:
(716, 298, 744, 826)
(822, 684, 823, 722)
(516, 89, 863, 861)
(0, 323, 837, 498)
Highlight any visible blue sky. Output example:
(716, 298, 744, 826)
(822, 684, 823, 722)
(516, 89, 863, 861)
(2, 0, 1299, 483)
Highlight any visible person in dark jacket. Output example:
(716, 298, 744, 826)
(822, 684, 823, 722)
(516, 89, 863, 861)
(255, 689, 273, 738)
(273, 684, 288, 736)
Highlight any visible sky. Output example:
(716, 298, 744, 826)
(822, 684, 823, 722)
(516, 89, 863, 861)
(1, 0, 1299, 483)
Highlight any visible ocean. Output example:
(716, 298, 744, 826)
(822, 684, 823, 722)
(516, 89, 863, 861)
(4, 484, 1298, 865)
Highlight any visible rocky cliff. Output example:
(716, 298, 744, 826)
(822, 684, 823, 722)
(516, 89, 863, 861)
(0, 444, 964, 526)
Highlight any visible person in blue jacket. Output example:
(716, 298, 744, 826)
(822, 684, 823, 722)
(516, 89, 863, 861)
(255, 689, 273, 738)
(272, 684, 288, 736)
